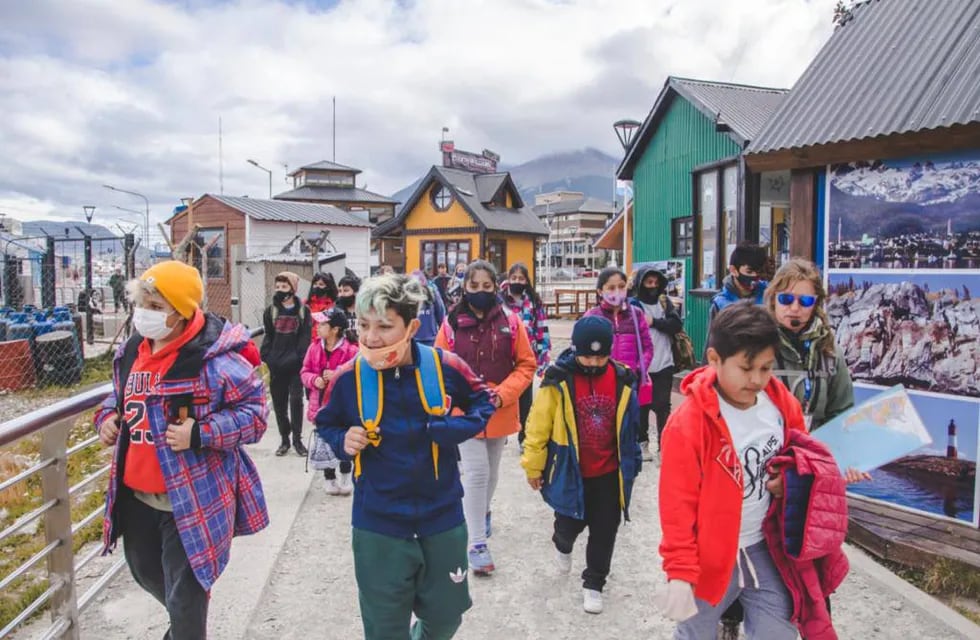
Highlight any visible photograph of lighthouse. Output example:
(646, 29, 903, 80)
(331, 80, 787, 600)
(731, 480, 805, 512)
(826, 272, 980, 398)
(846, 384, 978, 525)
(827, 152, 980, 270)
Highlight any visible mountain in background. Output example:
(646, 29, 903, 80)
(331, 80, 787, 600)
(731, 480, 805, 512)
(390, 148, 620, 210)
(21, 220, 116, 240)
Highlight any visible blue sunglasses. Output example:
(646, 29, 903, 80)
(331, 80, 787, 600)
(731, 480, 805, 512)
(777, 293, 817, 308)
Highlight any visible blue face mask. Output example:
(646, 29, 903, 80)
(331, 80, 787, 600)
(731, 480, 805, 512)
(465, 291, 497, 312)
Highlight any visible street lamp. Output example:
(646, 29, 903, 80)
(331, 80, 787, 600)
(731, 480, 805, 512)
(247, 159, 273, 198)
(83, 205, 96, 223)
(613, 119, 641, 271)
(103, 184, 150, 250)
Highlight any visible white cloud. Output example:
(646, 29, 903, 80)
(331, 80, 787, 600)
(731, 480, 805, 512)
(0, 0, 838, 245)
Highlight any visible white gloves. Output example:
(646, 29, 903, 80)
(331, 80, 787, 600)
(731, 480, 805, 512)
(656, 580, 698, 622)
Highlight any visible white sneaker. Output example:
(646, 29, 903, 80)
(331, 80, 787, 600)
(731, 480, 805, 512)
(338, 472, 353, 495)
(324, 478, 342, 495)
(641, 441, 653, 462)
(555, 549, 572, 574)
(583, 588, 603, 614)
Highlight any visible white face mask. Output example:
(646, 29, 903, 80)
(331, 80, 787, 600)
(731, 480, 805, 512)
(133, 307, 176, 340)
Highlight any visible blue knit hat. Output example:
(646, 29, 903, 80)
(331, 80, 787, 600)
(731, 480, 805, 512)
(572, 316, 613, 356)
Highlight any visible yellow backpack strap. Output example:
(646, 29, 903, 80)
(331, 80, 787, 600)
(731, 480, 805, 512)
(354, 356, 384, 479)
(415, 344, 449, 479)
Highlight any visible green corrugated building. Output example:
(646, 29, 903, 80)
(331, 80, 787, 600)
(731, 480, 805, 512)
(615, 77, 790, 357)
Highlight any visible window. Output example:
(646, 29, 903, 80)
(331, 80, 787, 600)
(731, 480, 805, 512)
(421, 240, 471, 276)
(723, 166, 739, 268)
(672, 217, 694, 257)
(487, 239, 506, 274)
(431, 185, 453, 211)
(697, 170, 719, 289)
(192, 227, 226, 279)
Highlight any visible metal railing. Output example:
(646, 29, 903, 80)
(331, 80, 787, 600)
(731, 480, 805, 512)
(0, 325, 263, 639)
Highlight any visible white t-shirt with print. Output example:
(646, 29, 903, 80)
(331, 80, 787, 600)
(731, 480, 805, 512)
(717, 390, 785, 548)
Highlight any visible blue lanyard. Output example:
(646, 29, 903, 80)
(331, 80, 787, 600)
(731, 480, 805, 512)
(802, 340, 814, 402)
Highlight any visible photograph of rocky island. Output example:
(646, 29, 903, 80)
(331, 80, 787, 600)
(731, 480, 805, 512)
(827, 155, 980, 270)
(826, 273, 980, 398)
(846, 385, 978, 524)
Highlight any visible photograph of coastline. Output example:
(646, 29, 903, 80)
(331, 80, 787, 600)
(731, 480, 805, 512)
(846, 385, 978, 525)
(827, 153, 980, 270)
(826, 272, 980, 398)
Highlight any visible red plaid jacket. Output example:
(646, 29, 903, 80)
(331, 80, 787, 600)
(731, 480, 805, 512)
(96, 312, 269, 590)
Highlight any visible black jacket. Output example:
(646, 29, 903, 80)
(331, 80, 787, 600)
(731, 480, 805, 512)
(260, 302, 312, 374)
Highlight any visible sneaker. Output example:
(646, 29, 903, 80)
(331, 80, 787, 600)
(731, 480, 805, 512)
(719, 619, 740, 640)
(485, 511, 492, 539)
(583, 588, 603, 614)
(338, 472, 353, 495)
(294, 441, 309, 457)
(275, 443, 290, 456)
(555, 549, 572, 574)
(640, 441, 653, 462)
(468, 544, 495, 576)
(324, 478, 342, 495)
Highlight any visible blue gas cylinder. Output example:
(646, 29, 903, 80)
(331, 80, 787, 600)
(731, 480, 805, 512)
(32, 313, 54, 338)
(7, 313, 33, 342)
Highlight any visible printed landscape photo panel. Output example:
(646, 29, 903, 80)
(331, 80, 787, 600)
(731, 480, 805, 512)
(827, 152, 980, 270)
(826, 272, 980, 399)
(845, 384, 978, 526)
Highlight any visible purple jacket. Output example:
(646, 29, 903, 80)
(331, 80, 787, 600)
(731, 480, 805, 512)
(583, 303, 654, 376)
(96, 313, 269, 591)
(301, 337, 359, 422)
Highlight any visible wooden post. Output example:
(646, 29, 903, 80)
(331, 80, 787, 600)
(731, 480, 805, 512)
(789, 169, 817, 260)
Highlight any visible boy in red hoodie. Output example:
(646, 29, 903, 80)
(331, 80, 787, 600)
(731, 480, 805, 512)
(658, 301, 804, 639)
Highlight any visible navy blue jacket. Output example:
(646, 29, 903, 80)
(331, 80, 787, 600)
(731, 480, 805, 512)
(316, 342, 494, 538)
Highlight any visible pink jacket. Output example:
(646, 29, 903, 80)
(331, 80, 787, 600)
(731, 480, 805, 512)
(301, 337, 359, 422)
(583, 303, 653, 375)
(763, 430, 850, 640)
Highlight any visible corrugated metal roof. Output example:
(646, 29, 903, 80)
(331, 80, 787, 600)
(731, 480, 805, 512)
(530, 197, 616, 216)
(274, 185, 398, 204)
(211, 195, 373, 227)
(671, 78, 788, 143)
(748, 0, 980, 155)
(289, 160, 361, 175)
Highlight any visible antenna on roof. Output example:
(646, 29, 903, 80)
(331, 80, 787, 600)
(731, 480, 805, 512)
(218, 116, 224, 195)
(332, 96, 337, 162)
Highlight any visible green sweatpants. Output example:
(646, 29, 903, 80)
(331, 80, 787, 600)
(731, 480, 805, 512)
(352, 524, 472, 640)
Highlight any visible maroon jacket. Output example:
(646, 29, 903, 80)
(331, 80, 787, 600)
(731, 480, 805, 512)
(764, 430, 850, 640)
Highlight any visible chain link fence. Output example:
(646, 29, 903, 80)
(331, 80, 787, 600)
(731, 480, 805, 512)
(0, 232, 139, 393)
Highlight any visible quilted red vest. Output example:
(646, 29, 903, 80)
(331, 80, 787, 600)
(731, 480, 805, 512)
(450, 304, 514, 385)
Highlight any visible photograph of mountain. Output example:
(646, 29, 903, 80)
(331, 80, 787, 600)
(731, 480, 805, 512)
(826, 272, 980, 398)
(827, 152, 980, 270)
(845, 384, 978, 525)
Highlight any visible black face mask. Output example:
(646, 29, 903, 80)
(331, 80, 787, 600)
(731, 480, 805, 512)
(336, 295, 355, 309)
(736, 273, 759, 290)
(638, 286, 660, 303)
(509, 283, 527, 297)
(311, 286, 328, 297)
(273, 291, 292, 305)
(465, 291, 497, 313)
(575, 361, 608, 377)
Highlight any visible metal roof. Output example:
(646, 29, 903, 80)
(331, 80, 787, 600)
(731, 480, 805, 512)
(747, 0, 980, 157)
(288, 160, 361, 176)
(210, 195, 373, 227)
(371, 166, 550, 238)
(530, 197, 616, 217)
(618, 76, 788, 179)
(274, 185, 399, 204)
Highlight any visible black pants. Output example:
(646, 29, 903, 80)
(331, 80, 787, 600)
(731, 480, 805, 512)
(120, 495, 208, 639)
(641, 366, 674, 450)
(552, 471, 621, 592)
(270, 371, 304, 444)
(324, 460, 353, 480)
(517, 386, 533, 444)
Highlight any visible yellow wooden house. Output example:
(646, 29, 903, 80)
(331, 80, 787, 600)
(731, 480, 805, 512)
(373, 165, 550, 277)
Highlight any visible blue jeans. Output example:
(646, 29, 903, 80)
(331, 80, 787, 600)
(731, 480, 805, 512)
(120, 494, 208, 639)
(675, 541, 796, 640)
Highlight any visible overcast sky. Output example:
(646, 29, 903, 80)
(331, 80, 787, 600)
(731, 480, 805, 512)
(0, 0, 837, 244)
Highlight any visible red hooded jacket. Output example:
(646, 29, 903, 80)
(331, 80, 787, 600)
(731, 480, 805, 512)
(658, 366, 806, 605)
(764, 430, 849, 640)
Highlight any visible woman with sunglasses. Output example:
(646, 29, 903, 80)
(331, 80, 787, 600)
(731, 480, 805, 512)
(764, 258, 854, 430)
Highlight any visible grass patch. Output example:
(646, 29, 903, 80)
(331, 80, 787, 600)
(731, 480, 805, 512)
(0, 409, 112, 631)
(876, 556, 980, 625)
